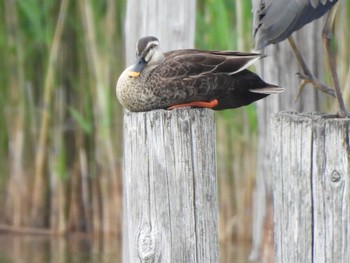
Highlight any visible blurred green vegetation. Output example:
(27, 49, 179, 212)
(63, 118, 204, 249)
(0, 0, 125, 234)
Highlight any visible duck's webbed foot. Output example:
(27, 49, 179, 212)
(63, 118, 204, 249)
(168, 99, 218, 110)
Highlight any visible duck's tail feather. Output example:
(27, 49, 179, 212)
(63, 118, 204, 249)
(249, 86, 284, 94)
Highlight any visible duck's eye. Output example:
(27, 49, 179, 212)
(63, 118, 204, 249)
(149, 44, 157, 51)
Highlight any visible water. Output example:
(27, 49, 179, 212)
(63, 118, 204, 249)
(0, 234, 252, 263)
(0, 234, 121, 263)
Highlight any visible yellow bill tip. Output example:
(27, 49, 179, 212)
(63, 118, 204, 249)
(128, 71, 140, 77)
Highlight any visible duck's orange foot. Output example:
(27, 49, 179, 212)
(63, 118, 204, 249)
(168, 99, 218, 110)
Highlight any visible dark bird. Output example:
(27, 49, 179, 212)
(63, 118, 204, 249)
(116, 36, 283, 112)
(253, 0, 349, 117)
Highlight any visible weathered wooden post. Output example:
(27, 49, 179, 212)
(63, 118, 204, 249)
(122, 109, 218, 262)
(272, 112, 350, 263)
(250, 16, 329, 261)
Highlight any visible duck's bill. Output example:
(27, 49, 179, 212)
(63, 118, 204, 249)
(128, 71, 140, 77)
(129, 57, 147, 77)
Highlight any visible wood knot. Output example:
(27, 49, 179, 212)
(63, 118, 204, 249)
(137, 222, 158, 261)
(330, 170, 341, 183)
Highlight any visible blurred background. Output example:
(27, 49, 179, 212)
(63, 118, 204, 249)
(0, 0, 349, 262)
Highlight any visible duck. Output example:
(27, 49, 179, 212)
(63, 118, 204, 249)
(116, 36, 284, 112)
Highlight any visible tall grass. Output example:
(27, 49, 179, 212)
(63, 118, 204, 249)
(0, 0, 125, 235)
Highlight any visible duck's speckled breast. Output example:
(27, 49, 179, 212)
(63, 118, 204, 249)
(116, 66, 157, 112)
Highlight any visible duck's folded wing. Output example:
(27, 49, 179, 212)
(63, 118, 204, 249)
(160, 50, 265, 77)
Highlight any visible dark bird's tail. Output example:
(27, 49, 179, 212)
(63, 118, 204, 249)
(213, 70, 284, 110)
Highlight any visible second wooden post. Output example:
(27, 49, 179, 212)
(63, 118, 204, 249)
(272, 112, 350, 263)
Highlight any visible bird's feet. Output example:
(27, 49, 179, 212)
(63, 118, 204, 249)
(295, 72, 335, 101)
(295, 72, 350, 118)
(168, 99, 218, 110)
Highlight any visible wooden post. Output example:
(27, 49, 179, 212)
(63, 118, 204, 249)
(272, 112, 350, 263)
(251, 16, 328, 261)
(122, 108, 219, 263)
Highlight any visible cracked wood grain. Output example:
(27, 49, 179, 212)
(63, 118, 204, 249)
(272, 112, 350, 263)
(122, 109, 218, 263)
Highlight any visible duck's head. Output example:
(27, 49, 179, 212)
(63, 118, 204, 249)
(129, 36, 165, 77)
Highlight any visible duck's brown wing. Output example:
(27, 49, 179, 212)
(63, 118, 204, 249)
(162, 50, 264, 76)
(149, 51, 282, 110)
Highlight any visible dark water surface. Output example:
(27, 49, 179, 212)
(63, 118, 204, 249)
(0, 234, 251, 263)
(0, 234, 121, 263)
